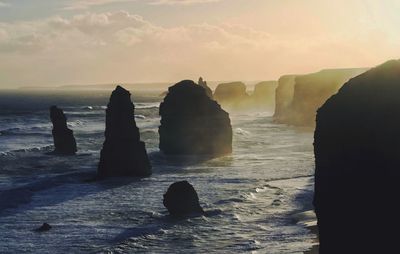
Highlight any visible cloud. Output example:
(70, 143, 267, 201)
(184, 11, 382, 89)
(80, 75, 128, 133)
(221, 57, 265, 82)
(63, 0, 222, 10)
(0, 1, 10, 7)
(0, 10, 398, 87)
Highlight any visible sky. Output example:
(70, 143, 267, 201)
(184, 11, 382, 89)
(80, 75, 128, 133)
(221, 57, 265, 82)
(0, 0, 399, 87)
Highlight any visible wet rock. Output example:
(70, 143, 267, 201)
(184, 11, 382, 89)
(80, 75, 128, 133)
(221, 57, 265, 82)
(35, 223, 51, 232)
(159, 80, 232, 156)
(163, 181, 204, 216)
(314, 60, 400, 253)
(98, 85, 152, 177)
(251, 81, 278, 110)
(198, 77, 213, 99)
(213, 82, 249, 110)
(49, 106, 77, 155)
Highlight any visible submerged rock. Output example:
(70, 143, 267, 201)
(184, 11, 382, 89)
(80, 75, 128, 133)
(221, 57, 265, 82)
(163, 181, 204, 216)
(98, 85, 152, 177)
(314, 60, 400, 253)
(251, 81, 278, 109)
(49, 106, 77, 155)
(213, 82, 249, 110)
(159, 80, 232, 156)
(34, 223, 52, 232)
(198, 77, 213, 99)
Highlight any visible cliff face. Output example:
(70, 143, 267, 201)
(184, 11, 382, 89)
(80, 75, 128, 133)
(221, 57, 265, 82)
(314, 60, 400, 253)
(213, 82, 249, 110)
(251, 81, 278, 110)
(273, 75, 297, 121)
(274, 69, 368, 127)
(159, 80, 232, 156)
(49, 106, 77, 155)
(98, 86, 152, 177)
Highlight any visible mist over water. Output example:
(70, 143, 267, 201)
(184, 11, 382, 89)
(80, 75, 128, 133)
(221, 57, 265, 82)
(0, 90, 315, 253)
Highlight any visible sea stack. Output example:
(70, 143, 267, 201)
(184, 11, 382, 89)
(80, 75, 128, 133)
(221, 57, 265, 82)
(159, 80, 232, 156)
(273, 75, 297, 122)
(213, 82, 249, 110)
(314, 60, 400, 253)
(98, 85, 152, 177)
(251, 81, 278, 110)
(198, 77, 213, 99)
(163, 181, 204, 216)
(49, 106, 77, 155)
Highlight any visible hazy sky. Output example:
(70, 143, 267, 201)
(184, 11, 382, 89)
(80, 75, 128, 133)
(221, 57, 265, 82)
(0, 0, 399, 87)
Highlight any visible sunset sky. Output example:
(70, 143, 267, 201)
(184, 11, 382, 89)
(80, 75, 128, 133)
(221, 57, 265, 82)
(0, 0, 399, 87)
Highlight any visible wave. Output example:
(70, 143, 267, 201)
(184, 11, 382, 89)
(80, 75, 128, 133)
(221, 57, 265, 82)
(0, 145, 54, 157)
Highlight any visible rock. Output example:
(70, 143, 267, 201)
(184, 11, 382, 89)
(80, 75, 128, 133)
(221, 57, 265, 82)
(274, 69, 368, 127)
(251, 81, 278, 110)
(97, 85, 152, 177)
(213, 82, 249, 110)
(35, 223, 51, 232)
(273, 75, 297, 122)
(198, 77, 213, 99)
(159, 80, 232, 156)
(49, 106, 77, 155)
(163, 181, 204, 216)
(313, 60, 400, 253)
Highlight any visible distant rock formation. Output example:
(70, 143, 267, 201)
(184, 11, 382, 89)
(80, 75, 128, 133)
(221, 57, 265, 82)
(213, 82, 249, 110)
(198, 77, 213, 99)
(314, 60, 400, 253)
(163, 181, 204, 216)
(159, 80, 232, 156)
(273, 75, 297, 122)
(274, 68, 368, 127)
(49, 106, 77, 155)
(98, 85, 152, 177)
(251, 81, 278, 110)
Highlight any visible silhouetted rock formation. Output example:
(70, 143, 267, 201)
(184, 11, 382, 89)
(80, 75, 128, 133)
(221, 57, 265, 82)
(251, 81, 278, 109)
(198, 77, 213, 99)
(163, 181, 204, 216)
(98, 85, 152, 177)
(213, 82, 249, 110)
(35, 223, 52, 232)
(159, 80, 232, 156)
(314, 60, 400, 253)
(273, 75, 297, 121)
(274, 69, 368, 127)
(49, 106, 77, 155)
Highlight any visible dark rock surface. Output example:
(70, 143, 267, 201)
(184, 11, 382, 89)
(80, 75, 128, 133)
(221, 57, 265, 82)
(213, 82, 249, 110)
(98, 85, 152, 177)
(313, 60, 400, 253)
(34, 223, 52, 232)
(251, 81, 278, 109)
(159, 80, 232, 156)
(163, 181, 204, 216)
(49, 106, 77, 155)
(198, 77, 213, 99)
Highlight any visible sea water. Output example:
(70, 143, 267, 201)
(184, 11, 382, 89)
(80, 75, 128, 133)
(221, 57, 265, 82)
(0, 90, 315, 253)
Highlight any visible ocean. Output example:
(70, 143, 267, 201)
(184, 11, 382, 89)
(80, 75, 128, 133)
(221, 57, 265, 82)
(0, 89, 315, 253)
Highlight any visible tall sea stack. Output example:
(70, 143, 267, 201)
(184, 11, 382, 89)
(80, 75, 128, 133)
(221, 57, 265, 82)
(49, 106, 77, 155)
(98, 86, 151, 177)
(314, 60, 400, 253)
(159, 80, 232, 156)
